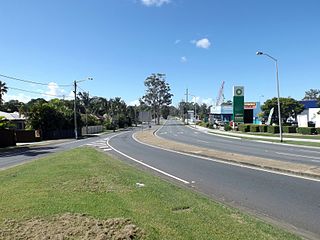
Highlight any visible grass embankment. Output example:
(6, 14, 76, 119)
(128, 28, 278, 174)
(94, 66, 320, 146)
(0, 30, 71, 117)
(0, 148, 300, 239)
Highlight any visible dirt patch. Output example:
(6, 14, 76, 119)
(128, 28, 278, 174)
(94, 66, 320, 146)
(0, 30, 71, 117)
(134, 129, 320, 179)
(0, 213, 144, 240)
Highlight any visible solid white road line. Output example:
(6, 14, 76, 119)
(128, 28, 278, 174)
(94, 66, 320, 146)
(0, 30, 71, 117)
(132, 132, 320, 183)
(106, 132, 190, 185)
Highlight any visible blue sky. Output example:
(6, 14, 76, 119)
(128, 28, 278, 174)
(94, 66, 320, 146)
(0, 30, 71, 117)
(1, 0, 319, 106)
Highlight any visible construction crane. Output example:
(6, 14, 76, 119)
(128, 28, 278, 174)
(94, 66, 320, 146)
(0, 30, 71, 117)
(215, 81, 225, 106)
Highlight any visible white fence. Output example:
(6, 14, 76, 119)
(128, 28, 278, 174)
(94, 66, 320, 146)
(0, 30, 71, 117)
(81, 125, 104, 135)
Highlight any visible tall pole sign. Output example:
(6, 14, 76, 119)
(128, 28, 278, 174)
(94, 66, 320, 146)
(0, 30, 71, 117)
(233, 86, 244, 123)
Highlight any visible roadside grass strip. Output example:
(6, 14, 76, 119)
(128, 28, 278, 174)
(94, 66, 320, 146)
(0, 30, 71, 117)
(0, 148, 300, 240)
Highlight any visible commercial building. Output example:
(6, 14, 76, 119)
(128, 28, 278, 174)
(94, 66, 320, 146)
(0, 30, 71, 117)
(209, 102, 262, 124)
(297, 100, 320, 127)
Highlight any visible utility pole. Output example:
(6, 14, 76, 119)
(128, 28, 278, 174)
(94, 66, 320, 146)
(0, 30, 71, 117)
(73, 77, 93, 140)
(86, 91, 89, 135)
(73, 80, 78, 140)
(185, 88, 189, 125)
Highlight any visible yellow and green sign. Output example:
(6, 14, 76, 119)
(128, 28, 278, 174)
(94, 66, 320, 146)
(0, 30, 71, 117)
(233, 86, 244, 123)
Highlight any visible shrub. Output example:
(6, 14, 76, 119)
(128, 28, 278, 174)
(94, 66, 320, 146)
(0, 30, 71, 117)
(259, 125, 268, 133)
(250, 125, 260, 132)
(316, 128, 320, 135)
(297, 127, 316, 135)
(283, 126, 297, 133)
(238, 124, 250, 132)
(268, 126, 280, 134)
(224, 125, 232, 131)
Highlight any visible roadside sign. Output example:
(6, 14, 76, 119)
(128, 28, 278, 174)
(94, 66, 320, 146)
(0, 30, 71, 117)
(233, 86, 244, 123)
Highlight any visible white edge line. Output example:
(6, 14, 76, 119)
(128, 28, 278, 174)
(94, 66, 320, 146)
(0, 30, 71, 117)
(106, 132, 190, 185)
(133, 132, 320, 183)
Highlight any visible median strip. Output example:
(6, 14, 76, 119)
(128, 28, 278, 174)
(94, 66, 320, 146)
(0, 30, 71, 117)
(134, 129, 320, 180)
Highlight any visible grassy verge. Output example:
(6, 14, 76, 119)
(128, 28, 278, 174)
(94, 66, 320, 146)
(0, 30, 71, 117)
(0, 147, 300, 240)
(208, 131, 320, 147)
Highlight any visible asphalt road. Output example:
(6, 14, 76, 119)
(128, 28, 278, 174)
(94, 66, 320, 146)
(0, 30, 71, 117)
(107, 129, 320, 239)
(156, 119, 320, 166)
(0, 132, 119, 170)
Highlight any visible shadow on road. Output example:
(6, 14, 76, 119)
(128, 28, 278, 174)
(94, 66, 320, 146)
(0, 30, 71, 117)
(0, 146, 58, 158)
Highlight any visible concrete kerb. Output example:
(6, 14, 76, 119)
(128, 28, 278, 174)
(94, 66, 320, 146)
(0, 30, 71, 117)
(133, 126, 320, 180)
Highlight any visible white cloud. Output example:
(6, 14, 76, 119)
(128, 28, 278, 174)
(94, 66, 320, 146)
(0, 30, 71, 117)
(3, 93, 32, 103)
(174, 39, 181, 44)
(180, 56, 187, 63)
(44, 82, 67, 100)
(193, 38, 211, 49)
(140, 0, 170, 7)
(190, 96, 214, 106)
(128, 99, 140, 106)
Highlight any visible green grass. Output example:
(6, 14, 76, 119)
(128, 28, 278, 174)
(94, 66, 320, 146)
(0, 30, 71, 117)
(0, 148, 301, 240)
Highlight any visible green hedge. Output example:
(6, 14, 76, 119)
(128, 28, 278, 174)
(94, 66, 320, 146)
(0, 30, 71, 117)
(316, 128, 320, 135)
(268, 126, 280, 134)
(259, 125, 268, 133)
(297, 127, 316, 135)
(224, 125, 232, 131)
(283, 126, 297, 133)
(250, 125, 260, 132)
(238, 124, 250, 132)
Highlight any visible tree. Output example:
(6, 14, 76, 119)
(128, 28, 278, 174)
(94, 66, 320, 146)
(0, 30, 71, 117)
(0, 81, 8, 105)
(303, 89, 320, 100)
(142, 73, 173, 124)
(1, 100, 24, 112)
(198, 103, 209, 120)
(161, 105, 170, 119)
(261, 97, 304, 124)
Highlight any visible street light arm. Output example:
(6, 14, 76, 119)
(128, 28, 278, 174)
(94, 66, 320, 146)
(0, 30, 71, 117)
(75, 77, 94, 84)
(263, 53, 277, 62)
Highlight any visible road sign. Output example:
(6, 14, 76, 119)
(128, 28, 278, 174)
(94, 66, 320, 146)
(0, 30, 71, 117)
(233, 86, 244, 123)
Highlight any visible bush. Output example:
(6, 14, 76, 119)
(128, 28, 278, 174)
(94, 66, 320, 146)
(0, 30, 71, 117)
(283, 126, 297, 133)
(297, 127, 316, 135)
(250, 125, 260, 132)
(268, 126, 280, 134)
(316, 128, 320, 135)
(238, 124, 250, 132)
(224, 125, 232, 131)
(259, 125, 268, 133)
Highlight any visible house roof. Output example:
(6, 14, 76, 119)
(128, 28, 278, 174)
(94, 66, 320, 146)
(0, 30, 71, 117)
(0, 111, 25, 121)
(299, 100, 319, 109)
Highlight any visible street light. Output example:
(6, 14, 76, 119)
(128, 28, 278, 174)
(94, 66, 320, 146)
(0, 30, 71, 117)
(74, 77, 93, 139)
(256, 51, 283, 142)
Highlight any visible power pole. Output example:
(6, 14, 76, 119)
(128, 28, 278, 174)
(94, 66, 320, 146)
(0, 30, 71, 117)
(185, 88, 189, 125)
(73, 80, 78, 140)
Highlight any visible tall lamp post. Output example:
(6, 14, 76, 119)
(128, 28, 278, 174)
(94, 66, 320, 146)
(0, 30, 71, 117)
(74, 77, 93, 139)
(256, 51, 283, 142)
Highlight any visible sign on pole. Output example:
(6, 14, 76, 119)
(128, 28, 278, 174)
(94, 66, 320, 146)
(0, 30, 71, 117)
(233, 86, 244, 123)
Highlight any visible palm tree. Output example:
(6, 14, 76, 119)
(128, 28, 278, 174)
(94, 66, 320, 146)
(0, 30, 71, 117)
(0, 81, 8, 105)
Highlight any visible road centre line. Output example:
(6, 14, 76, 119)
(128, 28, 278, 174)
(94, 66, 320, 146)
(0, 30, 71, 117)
(106, 132, 190, 185)
(275, 152, 320, 161)
(297, 149, 320, 154)
(138, 130, 320, 183)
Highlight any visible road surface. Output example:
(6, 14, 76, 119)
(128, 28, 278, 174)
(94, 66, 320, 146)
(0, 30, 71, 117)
(156, 119, 320, 166)
(107, 128, 320, 239)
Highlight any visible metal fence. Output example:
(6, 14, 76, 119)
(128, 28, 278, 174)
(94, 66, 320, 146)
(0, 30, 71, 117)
(81, 125, 104, 135)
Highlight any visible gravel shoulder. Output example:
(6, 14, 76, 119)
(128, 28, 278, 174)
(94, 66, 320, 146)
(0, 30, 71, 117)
(134, 129, 320, 179)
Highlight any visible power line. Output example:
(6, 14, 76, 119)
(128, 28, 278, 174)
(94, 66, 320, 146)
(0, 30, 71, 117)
(7, 86, 73, 99)
(0, 73, 73, 87)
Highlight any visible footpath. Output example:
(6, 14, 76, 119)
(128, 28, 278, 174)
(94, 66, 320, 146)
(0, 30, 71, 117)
(134, 126, 320, 180)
